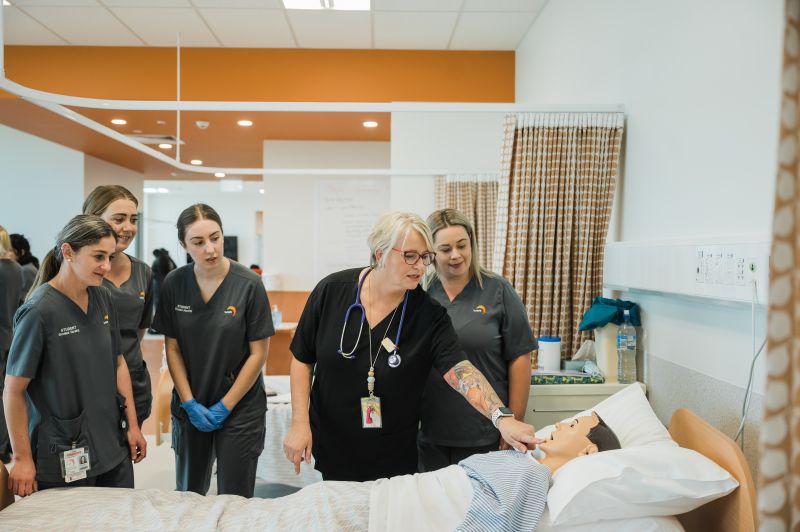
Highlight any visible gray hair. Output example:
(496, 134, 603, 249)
(367, 212, 434, 268)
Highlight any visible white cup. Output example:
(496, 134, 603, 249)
(538, 336, 561, 372)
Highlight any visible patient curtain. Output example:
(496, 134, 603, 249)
(492, 113, 624, 360)
(760, 0, 800, 528)
(434, 174, 499, 269)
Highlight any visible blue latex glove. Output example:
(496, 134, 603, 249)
(180, 399, 217, 432)
(208, 401, 231, 429)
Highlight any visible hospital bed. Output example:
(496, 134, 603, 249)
(0, 398, 755, 531)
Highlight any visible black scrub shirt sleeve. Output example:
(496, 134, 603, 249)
(108, 294, 122, 358)
(151, 276, 175, 337)
(289, 282, 325, 364)
(500, 279, 537, 360)
(246, 282, 274, 341)
(429, 305, 468, 376)
(6, 305, 45, 379)
(138, 266, 154, 330)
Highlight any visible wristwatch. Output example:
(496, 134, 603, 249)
(491, 407, 514, 428)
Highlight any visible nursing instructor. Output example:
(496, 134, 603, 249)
(283, 212, 540, 482)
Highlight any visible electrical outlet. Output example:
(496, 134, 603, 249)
(724, 251, 735, 285)
(746, 257, 758, 282)
(735, 257, 746, 286)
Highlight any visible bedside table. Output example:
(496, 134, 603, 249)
(523, 382, 646, 428)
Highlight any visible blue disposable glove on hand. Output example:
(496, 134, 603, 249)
(208, 401, 231, 429)
(180, 399, 218, 432)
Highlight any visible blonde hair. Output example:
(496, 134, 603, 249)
(0, 225, 10, 257)
(426, 208, 492, 288)
(367, 212, 434, 269)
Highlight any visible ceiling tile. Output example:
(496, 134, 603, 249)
(372, 0, 461, 11)
(200, 8, 295, 48)
(462, 0, 546, 11)
(2, 6, 67, 44)
(286, 10, 370, 49)
(10, 1, 99, 6)
(102, 0, 191, 6)
(110, 7, 218, 46)
(450, 11, 537, 50)
(373, 11, 456, 50)
(22, 6, 142, 45)
(193, 0, 283, 7)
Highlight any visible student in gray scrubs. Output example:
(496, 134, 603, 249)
(418, 208, 537, 471)
(84, 185, 153, 426)
(4, 215, 147, 498)
(9, 233, 37, 304)
(152, 204, 273, 498)
(0, 225, 23, 463)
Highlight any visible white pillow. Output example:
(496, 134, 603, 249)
(537, 511, 685, 532)
(545, 445, 738, 525)
(534, 383, 675, 448)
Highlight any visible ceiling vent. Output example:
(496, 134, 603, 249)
(127, 134, 184, 146)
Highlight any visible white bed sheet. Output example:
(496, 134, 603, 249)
(537, 510, 685, 532)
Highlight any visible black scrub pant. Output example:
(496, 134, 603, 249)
(417, 432, 500, 472)
(171, 396, 265, 498)
(38, 455, 134, 490)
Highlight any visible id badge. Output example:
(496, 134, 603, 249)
(61, 447, 91, 482)
(360, 396, 382, 429)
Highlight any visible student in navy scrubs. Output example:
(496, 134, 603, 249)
(153, 204, 274, 498)
(84, 185, 153, 427)
(0, 225, 23, 463)
(283, 212, 541, 482)
(418, 208, 536, 471)
(4, 215, 147, 497)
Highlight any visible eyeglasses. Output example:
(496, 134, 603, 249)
(392, 248, 436, 266)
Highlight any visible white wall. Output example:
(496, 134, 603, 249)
(515, 0, 783, 394)
(143, 180, 267, 269)
(263, 141, 391, 291)
(390, 111, 506, 215)
(84, 155, 145, 258)
(0, 124, 84, 261)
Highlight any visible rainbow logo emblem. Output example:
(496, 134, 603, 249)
(473, 304, 487, 315)
(224, 306, 237, 318)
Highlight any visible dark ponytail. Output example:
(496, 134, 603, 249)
(26, 214, 117, 301)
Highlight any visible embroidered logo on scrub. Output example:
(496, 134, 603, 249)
(175, 305, 192, 313)
(103, 314, 109, 325)
(224, 305, 237, 317)
(58, 325, 80, 337)
(473, 304, 487, 315)
(139, 291, 145, 300)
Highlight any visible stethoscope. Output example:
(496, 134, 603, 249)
(338, 268, 409, 368)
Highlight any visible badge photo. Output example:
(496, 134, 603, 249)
(360, 396, 382, 429)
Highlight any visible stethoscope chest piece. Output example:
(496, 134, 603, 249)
(387, 352, 401, 368)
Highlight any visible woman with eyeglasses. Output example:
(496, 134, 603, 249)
(418, 208, 536, 472)
(283, 212, 539, 482)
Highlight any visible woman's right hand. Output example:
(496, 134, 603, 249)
(9, 457, 37, 497)
(283, 422, 312, 475)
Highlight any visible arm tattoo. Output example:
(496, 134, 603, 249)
(444, 360, 504, 419)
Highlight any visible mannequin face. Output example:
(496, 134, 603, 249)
(538, 411, 601, 459)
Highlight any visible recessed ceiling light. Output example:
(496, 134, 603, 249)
(3, 1, 10, 6)
(156, 120, 166, 125)
(190, 159, 203, 165)
(133, 129, 142, 134)
(143, 187, 157, 193)
(283, 0, 369, 10)
(157, 187, 169, 194)
(259, 189, 265, 194)
(111, 118, 127, 125)
(158, 143, 172, 149)
(237, 119, 253, 127)
(215, 172, 226, 178)
(363, 120, 378, 128)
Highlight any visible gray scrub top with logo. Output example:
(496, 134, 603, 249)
(152, 261, 274, 409)
(420, 274, 536, 446)
(0, 259, 23, 354)
(102, 254, 152, 371)
(6, 284, 127, 482)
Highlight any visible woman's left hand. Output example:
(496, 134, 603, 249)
(497, 417, 544, 452)
(127, 426, 148, 463)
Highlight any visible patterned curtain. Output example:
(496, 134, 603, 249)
(434, 174, 499, 270)
(760, 1, 800, 528)
(492, 112, 624, 360)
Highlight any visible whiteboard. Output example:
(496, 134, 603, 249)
(313, 178, 390, 281)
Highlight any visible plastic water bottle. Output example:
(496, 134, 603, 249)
(271, 304, 282, 327)
(617, 309, 637, 383)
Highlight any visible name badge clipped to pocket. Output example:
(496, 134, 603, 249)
(61, 447, 91, 483)
(360, 396, 382, 429)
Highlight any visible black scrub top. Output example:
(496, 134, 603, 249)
(421, 275, 536, 446)
(0, 259, 23, 355)
(102, 254, 153, 419)
(7, 284, 127, 482)
(291, 267, 466, 482)
(152, 261, 274, 414)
